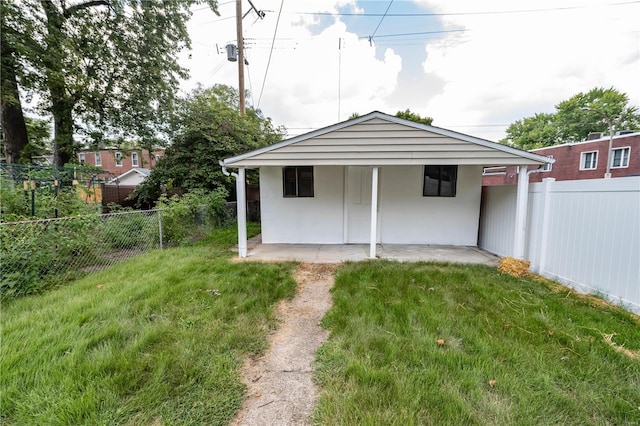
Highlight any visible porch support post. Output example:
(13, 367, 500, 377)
(369, 166, 379, 259)
(513, 165, 529, 259)
(236, 167, 247, 258)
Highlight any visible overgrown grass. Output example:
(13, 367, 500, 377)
(315, 261, 640, 425)
(1, 223, 296, 425)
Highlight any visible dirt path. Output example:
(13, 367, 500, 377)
(231, 263, 337, 426)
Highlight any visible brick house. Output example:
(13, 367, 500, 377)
(77, 148, 164, 176)
(482, 132, 639, 185)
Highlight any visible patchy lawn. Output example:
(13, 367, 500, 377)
(315, 261, 640, 425)
(0, 224, 297, 425)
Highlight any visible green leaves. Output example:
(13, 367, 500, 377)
(133, 85, 286, 206)
(502, 87, 640, 149)
(2, 0, 220, 165)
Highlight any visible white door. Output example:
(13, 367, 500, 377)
(346, 166, 379, 243)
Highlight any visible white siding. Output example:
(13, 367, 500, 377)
(479, 177, 640, 314)
(380, 165, 482, 245)
(261, 165, 484, 246)
(260, 166, 345, 243)
(227, 117, 547, 167)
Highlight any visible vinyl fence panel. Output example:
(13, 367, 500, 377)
(479, 176, 640, 314)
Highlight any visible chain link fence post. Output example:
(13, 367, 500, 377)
(157, 209, 163, 250)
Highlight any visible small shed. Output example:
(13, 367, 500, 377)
(108, 168, 151, 187)
(221, 111, 553, 258)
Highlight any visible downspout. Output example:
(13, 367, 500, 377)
(220, 161, 248, 258)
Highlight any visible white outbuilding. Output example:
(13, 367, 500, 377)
(221, 111, 553, 259)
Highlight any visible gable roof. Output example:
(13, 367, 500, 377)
(109, 167, 151, 184)
(222, 111, 554, 168)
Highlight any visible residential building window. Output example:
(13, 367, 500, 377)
(542, 156, 553, 172)
(423, 165, 457, 197)
(580, 151, 597, 170)
(283, 166, 314, 197)
(115, 151, 123, 167)
(611, 147, 630, 168)
(131, 152, 139, 167)
(95, 152, 102, 166)
(79, 153, 86, 165)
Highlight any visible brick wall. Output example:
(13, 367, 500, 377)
(78, 149, 164, 175)
(483, 134, 639, 185)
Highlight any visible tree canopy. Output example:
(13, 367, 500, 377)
(503, 87, 640, 149)
(0, 0, 218, 166)
(133, 85, 286, 205)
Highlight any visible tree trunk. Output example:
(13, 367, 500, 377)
(41, 0, 75, 167)
(0, 15, 29, 164)
(51, 99, 74, 166)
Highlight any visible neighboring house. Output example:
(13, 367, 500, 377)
(108, 168, 151, 186)
(483, 132, 639, 186)
(221, 111, 552, 259)
(77, 148, 164, 175)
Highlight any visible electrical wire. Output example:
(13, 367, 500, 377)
(291, 1, 639, 18)
(257, 0, 284, 109)
(369, 0, 394, 43)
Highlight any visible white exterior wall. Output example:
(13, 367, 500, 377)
(260, 166, 345, 243)
(380, 165, 483, 245)
(479, 177, 640, 314)
(261, 165, 483, 246)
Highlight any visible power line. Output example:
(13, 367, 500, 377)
(257, 0, 284, 108)
(362, 28, 467, 40)
(290, 1, 639, 18)
(369, 0, 394, 44)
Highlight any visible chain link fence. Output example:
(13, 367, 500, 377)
(1, 207, 234, 299)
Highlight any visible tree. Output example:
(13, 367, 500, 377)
(133, 85, 286, 205)
(501, 113, 558, 150)
(503, 87, 640, 149)
(22, 117, 52, 162)
(1, 0, 218, 167)
(1, 0, 29, 164)
(395, 109, 433, 126)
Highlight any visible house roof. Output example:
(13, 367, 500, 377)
(530, 132, 640, 152)
(222, 111, 554, 168)
(109, 168, 150, 184)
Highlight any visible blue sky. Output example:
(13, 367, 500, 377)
(184, 0, 640, 141)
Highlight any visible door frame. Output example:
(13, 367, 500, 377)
(343, 165, 381, 243)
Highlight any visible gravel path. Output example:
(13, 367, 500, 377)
(231, 263, 337, 426)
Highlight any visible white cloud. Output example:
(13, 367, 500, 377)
(183, 0, 640, 141)
(418, 0, 640, 140)
(184, 1, 402, 134)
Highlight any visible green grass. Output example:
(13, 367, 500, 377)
(315, 261, 640, 425)
(1, 223, 296, 425)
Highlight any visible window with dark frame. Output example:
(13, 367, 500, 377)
(283, 166, 314, 197)
(423, 165, 457, 197)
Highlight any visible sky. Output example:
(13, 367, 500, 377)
(182, 0, 640, 141)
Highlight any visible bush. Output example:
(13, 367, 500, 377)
(0, 215, 99, 298)
(155, 188, 228, 245)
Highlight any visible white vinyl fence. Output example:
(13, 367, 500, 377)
(479, 176, 640, 314)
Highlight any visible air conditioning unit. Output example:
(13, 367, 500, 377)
(616, 130, 634, 136)
(586, 132, 603, 140)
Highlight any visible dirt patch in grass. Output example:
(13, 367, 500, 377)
(231, 263, 338, 426)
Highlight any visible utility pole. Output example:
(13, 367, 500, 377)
(235, 0, 246, 114)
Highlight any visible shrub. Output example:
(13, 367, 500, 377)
(155, 188, 228, 245)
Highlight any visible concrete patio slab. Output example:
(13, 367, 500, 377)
(235, 237, 499, 266)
